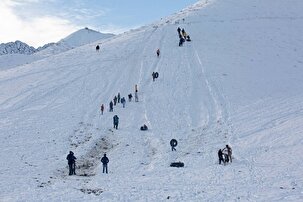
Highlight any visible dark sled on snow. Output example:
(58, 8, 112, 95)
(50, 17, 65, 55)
(170, 162, 184, 167)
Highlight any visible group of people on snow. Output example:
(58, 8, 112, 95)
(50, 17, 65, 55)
(218, 145, 232, 165)
(101, 92, 132, 114)
(67, 152, 110, 174)
(177, 27, 191, 46)
(67, 26, 233, 176)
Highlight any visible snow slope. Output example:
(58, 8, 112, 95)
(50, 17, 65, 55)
(0, 0, 303, 201)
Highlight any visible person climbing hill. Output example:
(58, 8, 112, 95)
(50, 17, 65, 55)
(128, 93, 132, 102)
(117, 93, 121, 103)
(113, 115, 119, 129)
(121, 97, 126, 108)
(109, 101, 113, 112)
(100, 104, 104, 115)
(113, 96, 117, 106)
(156, 49, 160, 57)
(135, 91, 139, 102)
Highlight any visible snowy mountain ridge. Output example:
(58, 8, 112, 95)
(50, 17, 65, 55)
(0, 0, 303, 201)
(0, 40, 37, 55)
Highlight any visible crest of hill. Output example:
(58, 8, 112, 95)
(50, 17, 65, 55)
(35, 27, 115, 57)
(59, 27, 115, 48)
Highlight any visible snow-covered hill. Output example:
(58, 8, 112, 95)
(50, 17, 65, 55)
(0, 0, 303, 201)
(36, 27, 115, 57)
(0, 28, 114, 69)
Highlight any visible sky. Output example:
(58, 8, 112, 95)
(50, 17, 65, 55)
(0, 0, 198, 48)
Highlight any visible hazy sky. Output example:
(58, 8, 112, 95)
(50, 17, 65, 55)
(0, 0, 198, 47)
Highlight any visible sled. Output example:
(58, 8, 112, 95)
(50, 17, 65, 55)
(170, 162, 184, 167)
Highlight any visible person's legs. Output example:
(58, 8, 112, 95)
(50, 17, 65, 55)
(69, 164, 72, 175)
(229, 154, 232, 163)
(72, 163, 76, 175)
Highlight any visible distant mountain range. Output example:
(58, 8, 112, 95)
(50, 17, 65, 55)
(0, 40, 37, 55)
(0, 27, 114, 56)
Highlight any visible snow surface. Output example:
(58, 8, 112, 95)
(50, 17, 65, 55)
(0, 0, 303, 201)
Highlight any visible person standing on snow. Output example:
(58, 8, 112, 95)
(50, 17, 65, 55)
(113, 96, 117, 106)
(100, 104, 104, 115)
(152, 72, 156, 81)
(113, 115, 119, 129)
(135, 90, 139, 102)
(101, 154, 109, 174)
(66, 151, 77, 175)
(128, 93, 133, 102)
(218, 149, 224, 165)
(223, 145, 232, 163)
(96, 45, 100, 52)
(117, 93, 121, 103)
(121, 97, 126, 108)
(109, 101, 114, 112)
(170, 139, 178, 151)
(156, 49, 160, 57)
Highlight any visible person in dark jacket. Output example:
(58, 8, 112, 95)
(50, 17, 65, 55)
(218, 149, 224, 165)
(117, 93, 121, 103)
(66, 151, 77, 175)
(128, 93, 132, 102)
(156, 49, 160, 57)
(113, 115, 119, 129)
(109, 101, 113, 112)
(177, 27, 181, 35)
(101, 154, 109, 174)
(179, 37, 185, 47)
(113, 96, 117, 106)
(100, 104, 104, 115)
(170, 139, 177, 151)
(121, 97, 126, 108)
